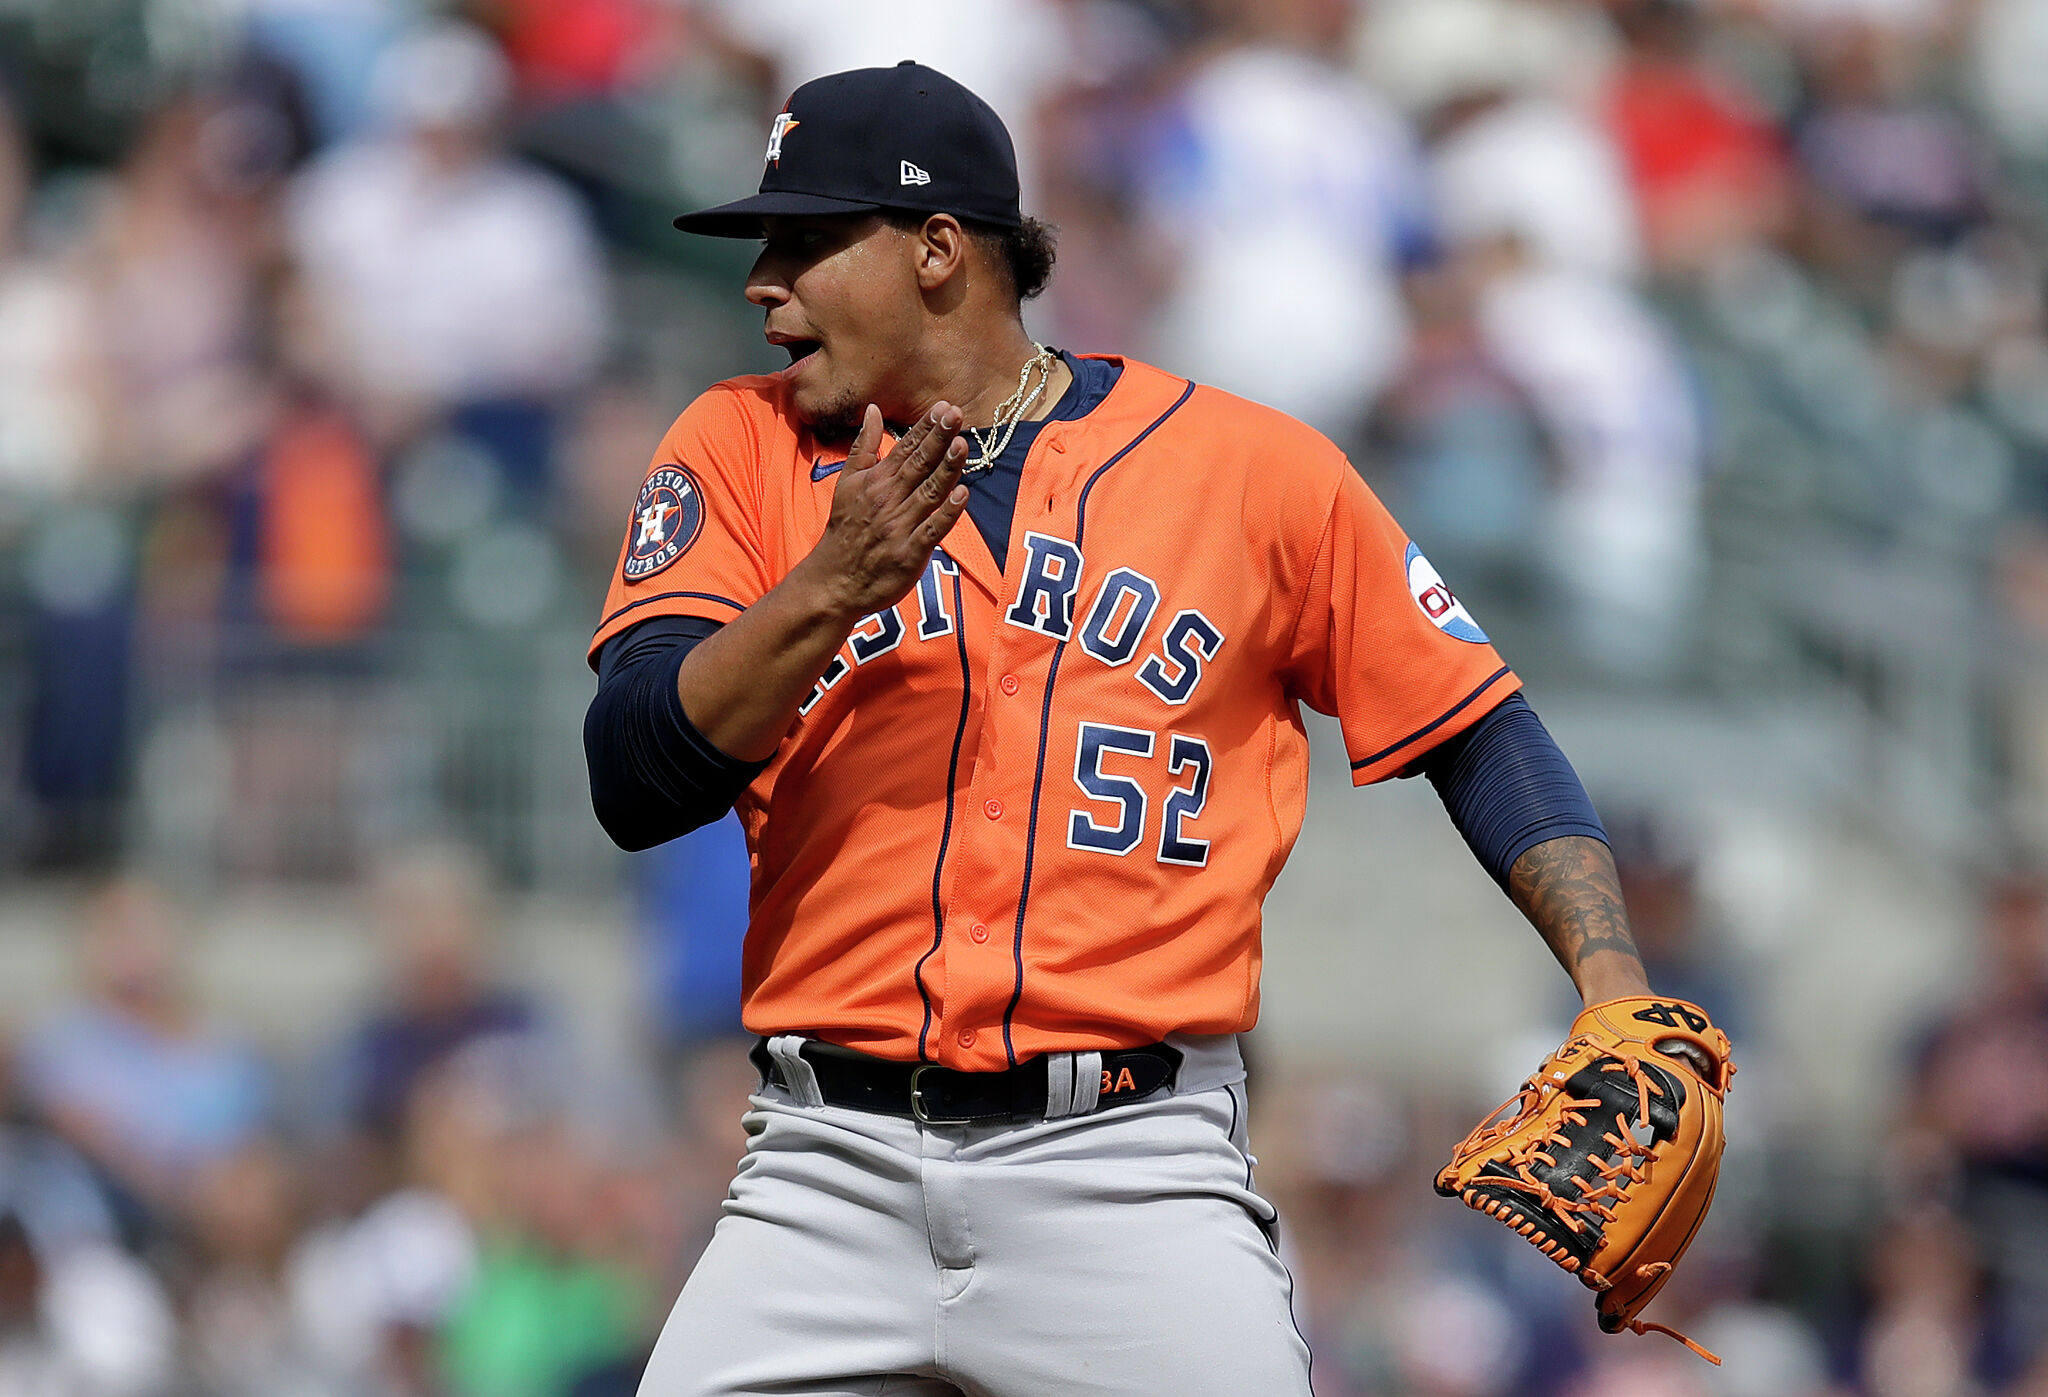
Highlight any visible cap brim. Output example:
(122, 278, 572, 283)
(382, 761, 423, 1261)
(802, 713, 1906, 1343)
(672, 191, 886, 238)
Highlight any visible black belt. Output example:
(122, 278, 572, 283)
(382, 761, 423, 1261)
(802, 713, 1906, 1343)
(750, 1037, 1184, 1124)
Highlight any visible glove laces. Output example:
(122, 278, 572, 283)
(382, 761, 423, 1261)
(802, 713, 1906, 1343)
(1462, 1046, 1723, 1365)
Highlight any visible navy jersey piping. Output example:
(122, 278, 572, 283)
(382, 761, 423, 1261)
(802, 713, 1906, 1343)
(1349, 665, 1514, 771)
(1002, 379, 1197, 1065)
(594, 589, 746, 639)
(914, 563, 973, 1063)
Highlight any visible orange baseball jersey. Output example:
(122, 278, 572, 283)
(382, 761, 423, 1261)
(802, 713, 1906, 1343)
(590, 355, 1520, 1070)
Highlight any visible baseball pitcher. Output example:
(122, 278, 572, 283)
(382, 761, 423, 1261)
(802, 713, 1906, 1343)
(585, 62, 1733, 1396)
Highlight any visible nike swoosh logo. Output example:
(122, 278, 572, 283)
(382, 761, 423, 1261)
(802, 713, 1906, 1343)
(811, 456, 844, 481)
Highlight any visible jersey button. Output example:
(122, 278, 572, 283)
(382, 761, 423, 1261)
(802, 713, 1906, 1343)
(958, 1028, 977, 1048)
(970, 922, 989, 943)
(983, 798, 1004, 821)
(1000, 674, 1020, 696)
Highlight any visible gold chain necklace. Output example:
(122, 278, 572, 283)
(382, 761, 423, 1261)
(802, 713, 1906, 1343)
(963, 344, 1058, 476)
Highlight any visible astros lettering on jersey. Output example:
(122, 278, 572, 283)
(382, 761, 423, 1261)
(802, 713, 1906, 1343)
(592, 355, 1520, 1071)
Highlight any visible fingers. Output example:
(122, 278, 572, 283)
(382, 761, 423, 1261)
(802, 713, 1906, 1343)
(889, 402, 964, 492)
(872, 406, 932, 481)
(843, 404, 885, 474)
(911, 483, 970, 550)
(1655, 1041, 1717, 1082)
(906, 434, 968, 518)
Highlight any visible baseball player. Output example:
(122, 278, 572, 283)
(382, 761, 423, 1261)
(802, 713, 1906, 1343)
(586, 62, 1697, 1396)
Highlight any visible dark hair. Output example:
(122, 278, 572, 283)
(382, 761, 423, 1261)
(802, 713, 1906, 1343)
(890, 211, 1059, 303)
(976, 216, 1059, 302)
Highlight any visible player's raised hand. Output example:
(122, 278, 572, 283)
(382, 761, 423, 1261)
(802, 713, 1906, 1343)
(801, 401, 970, 620)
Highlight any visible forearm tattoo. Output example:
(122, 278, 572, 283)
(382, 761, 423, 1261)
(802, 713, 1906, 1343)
(1505, 835, 1644, 981)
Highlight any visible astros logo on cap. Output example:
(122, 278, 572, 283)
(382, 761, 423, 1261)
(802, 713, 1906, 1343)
(765, 110, 800, 167)
(623, 466, 705, 581)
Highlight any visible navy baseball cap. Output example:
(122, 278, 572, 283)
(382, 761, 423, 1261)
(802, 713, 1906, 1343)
(673, 61, 1023, 238)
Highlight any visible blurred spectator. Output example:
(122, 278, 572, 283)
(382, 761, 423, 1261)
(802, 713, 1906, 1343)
(1434, 87, 1643, 281)
(1602, 0, 1793, 277)
(1, 97, 122, 866)
(1908, 874, 2048, 1369)
(1027, 3, 1185, 353)
(288, 1181, 476, 1396)
(437, 1117, 642, 1397)
(1419, 9, 1642, 286)
(183, 1141, 336, 1397)
(16, 879, 268, 1224)
(0, 1210, 177, 1397)
(337, 845, 540, 1143)
(1259, 1072, 1587, 1397)
(1686, 1296, 1837, 1397)
(1439, 215, 1703, 676)
(495, 0, 663, 106)
(1393, 0, 1703, 680)
(1794, 23, 1990, 292)
(1857, 1208, 2010, 1396)
(0, 1042, 116, 1264)
(1132, 0, 1428, 437)
(285, 20, 606, 498)
(20, 73, 309, 868)
(0, 1032, 179, 1397)
(290, 1051, 488, 1395)
(0, 101, 104, 503)
(80, 92, 278, 491)
(1367, 257, 1553, 597)
(219, 389, 392, 651)
(1359, 0, 1618, 115)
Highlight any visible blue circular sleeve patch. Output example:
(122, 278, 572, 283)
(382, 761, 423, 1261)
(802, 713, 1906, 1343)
(622, 466, 705, 581)
(1404, 542, 1489, 644)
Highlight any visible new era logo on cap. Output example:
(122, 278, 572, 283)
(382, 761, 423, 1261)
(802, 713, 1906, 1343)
(900, 160, 931, 186)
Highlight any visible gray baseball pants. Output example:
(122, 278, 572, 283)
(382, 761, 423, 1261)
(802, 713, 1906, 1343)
(636, 1035, 1313, 1396)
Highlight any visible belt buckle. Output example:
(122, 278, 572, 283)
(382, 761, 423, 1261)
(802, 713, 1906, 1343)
(908, 1064, 940, 1124)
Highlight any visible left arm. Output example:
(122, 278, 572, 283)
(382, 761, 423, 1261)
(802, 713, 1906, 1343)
(1503, 835, 1650, 1008)
(1414, 691, 1649, 1008)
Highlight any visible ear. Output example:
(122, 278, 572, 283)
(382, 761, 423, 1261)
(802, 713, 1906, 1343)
(910, 214, 969, 293)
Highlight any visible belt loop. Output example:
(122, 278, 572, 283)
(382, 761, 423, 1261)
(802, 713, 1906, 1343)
(1044, 1053, 1076, 1119)
(1070, 1051, 1103, 1115)
(767, 1035, 825, 1107)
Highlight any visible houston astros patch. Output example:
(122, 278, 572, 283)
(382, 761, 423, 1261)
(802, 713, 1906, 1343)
(1404, 542, 1488, 643)
(623, 466, 704, 581)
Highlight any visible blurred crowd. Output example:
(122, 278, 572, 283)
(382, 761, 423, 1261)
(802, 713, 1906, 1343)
(3, 0, 2047, 873)
(0, 852, 760, 1397)
(7, 828, 2048, 1396)
(0, 0, 2044, 1392)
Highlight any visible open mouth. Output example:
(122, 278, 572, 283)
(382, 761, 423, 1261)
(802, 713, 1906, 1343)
(779, 339, 822, 367)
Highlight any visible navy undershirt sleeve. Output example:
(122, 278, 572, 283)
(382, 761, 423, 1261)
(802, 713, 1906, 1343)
(585, 615, 765, 851)
(1413, 692, 1608, 888)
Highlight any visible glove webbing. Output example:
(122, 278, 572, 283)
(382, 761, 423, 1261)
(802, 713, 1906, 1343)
(1457, 1051, 1723, 1366)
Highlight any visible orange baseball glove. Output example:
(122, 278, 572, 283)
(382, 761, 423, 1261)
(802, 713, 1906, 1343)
(1435, 996, 1735, 1363)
